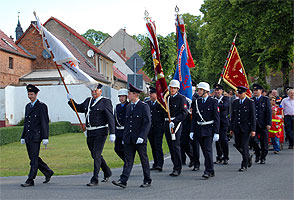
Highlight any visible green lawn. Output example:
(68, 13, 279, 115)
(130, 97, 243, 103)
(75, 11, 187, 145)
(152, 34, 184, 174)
(0, 133, 169, 177)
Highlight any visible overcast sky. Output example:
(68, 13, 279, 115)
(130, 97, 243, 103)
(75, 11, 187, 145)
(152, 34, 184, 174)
(1, 0, 203, 40)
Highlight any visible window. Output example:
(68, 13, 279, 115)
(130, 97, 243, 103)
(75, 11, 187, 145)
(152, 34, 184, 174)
(9, 57, 13, 69)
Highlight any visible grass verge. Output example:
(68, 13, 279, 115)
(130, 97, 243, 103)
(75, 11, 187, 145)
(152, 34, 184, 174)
(0, 132, 169, 177)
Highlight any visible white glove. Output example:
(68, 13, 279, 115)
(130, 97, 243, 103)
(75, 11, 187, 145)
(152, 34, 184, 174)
(42, 139, 49, 145)
(67, 93, 73, 100)
(189, 132, 194, 140)
(169, 122, 175, 129)
(122, 140, 124, 144)
(109, 134, 116, 143)
(84, 131, 87, 137)
(213, 134, 219, 142)
(20, 139, 25, 144)
(136, 137, 144, 144)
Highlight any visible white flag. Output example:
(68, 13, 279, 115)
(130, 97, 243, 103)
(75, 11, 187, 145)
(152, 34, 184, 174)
(35, 14, 98, 90)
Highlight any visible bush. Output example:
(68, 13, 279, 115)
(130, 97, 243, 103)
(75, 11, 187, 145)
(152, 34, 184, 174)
(0, 121, 81, 146)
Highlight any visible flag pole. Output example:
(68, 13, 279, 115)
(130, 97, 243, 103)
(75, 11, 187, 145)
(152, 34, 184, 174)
(33, 12, 85, 132)
(218, 33, 238, 84)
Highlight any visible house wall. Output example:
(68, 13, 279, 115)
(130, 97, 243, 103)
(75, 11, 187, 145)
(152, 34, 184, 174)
(45, 20, 114, 85)
(0, 50, 32, 87)
(2, 85, 119, 126)
(17, 26, 56, 70)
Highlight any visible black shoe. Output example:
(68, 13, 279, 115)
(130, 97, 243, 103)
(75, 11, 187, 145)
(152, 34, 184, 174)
(255, 156, 260, 163)
(192, 166, 199, 171)
(214, 159, 222, 164)
(86, 182, 98, 186)
(223, 159, 228, 165)
(140, 182, 151, 188)
(169, 170, 181, 176)
(20, 182, 34, 187)
(289, 146, 293, 149)
(248, 155, 253, 168)
(156, 167, 163, 172)
(201, 173, 210, 180)
(112, 180, 126, 188)
(101, 177, 110, 182)
(274, 151, 279, 154)
(260, 159, 265, 164)
(188, 161, 194, 168)
(238, 167, 247, 172)
(150, 167, 156, 171)
(43, 171, 54, 184)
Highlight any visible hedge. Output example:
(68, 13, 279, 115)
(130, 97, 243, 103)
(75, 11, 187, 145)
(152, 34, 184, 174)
(0, 121, 82, 146)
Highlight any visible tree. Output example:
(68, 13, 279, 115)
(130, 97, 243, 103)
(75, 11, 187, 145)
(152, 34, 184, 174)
(82, 29, 110, 46)
(133, 33, 177, 83)
(199, 0, 294, 88)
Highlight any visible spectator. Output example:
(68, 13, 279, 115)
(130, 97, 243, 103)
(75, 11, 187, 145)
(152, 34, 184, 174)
(281, 89, 294, 149)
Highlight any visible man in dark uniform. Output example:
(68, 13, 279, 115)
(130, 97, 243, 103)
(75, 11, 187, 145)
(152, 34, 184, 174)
(230, 86, 256, 172)
(147, 87, 165, 172)
(20, 84, 54, 187)
(190, 82, 220, 179)
(251, 83, 272, 164)
(213, 84, 230, 165)
(164, 80, 188, 177)
(114, 88, 129, 161)
(180, 97, 194, 167)
(112, 84, 152, 188)
(67, 83, 115, 186)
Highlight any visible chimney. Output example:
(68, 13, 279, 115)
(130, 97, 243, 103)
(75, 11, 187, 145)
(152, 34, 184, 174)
(121, 48, 126, 58)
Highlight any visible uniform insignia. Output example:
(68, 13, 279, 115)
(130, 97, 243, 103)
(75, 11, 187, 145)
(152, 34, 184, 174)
(184, 104, 187, 109)
(217, 107, 220, 112)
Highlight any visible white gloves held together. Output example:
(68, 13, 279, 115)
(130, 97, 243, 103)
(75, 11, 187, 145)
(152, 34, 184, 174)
(136, 137, 144, 144)
(20, 139, 49, 145)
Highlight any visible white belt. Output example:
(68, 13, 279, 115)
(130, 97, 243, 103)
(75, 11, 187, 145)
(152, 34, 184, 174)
(197, 120, 214, 125)
(86, 124, 108, 131)
(116, 126, 124, 130)
(165, 117, 175, 121)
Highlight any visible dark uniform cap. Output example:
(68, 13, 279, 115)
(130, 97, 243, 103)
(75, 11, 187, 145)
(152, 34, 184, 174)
(252, 83, 263, 90)
(129, 83, 142, 93)
(97, 83, 103, 89)
(213, 83, 224, 90)
(149, 86, 156, 94)
(26, 84, 40, 93)
(237, 86, 248, 93)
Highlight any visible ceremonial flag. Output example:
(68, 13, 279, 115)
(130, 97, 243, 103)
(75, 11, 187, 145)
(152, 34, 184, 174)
(35, 15, 98, 90)
(221, 39, 251, 97)
(173, 15, 194, 100)
(145, 16, 168, 111)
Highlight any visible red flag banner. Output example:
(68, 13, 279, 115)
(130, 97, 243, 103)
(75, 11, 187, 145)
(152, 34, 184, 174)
(222, 45, 251, 97)
(145, 17, 168, 112)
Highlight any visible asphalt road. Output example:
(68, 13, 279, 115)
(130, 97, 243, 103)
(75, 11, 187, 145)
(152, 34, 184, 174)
(1, 141, 293, 200)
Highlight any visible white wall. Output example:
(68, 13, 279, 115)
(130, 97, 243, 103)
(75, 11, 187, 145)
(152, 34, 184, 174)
(0, 89, 5, 121)
(2, 85, 120, 125)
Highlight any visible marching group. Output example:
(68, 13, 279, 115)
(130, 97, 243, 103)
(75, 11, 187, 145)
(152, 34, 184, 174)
(19, 81, 294, 188)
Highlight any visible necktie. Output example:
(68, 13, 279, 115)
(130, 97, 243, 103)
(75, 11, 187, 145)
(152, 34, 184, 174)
(131, 104, 135, 111)
(202, 98, 205, 104)
(30, 104, 33, 108)
(240, 100, 243, 104)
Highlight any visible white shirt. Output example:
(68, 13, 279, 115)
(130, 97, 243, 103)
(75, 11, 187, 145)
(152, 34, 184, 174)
(281, 97, 294, 115)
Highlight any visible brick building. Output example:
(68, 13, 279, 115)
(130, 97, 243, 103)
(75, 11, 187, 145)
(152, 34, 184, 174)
(0, 29, 33, 87)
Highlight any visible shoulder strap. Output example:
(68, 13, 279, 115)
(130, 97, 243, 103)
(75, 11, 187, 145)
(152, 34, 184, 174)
(195, 99, 206, 122)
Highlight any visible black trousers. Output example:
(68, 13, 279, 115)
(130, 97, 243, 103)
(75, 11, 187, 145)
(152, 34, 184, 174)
(234, 128, 250, 168)
(87, 135, 111, 182)
(120, 143, 151, 184)
(197, 136, 214, 174)
(26, 142, 52, 182)
(114, 130, 125, 161)
(215, 126, 229, 160)
(148, 125, 164, 168)
(284, 115, 294, 147)
(251, 127, 268, 160)
(180, 118, 194, 164)
(164, 123, 182, 172)
(191, 137, 200, 168)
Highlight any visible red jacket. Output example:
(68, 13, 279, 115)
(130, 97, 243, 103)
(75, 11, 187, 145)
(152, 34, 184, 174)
(269, 115, 282, 138)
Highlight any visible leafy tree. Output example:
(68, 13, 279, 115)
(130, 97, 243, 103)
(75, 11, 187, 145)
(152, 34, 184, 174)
(82, 29, 110, 46)
(199, 0, 294, 88)
(134, 33, 177, 83)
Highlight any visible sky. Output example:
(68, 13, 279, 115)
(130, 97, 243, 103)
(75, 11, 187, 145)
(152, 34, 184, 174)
(1, 0, 203, 40)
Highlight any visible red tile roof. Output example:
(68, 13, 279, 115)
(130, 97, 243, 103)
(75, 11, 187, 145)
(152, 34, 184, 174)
(114, 50, 129, 62)
(113, 65, 127, 82)
(43, 17, 115, 63)
(0, 29, 32, 58)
